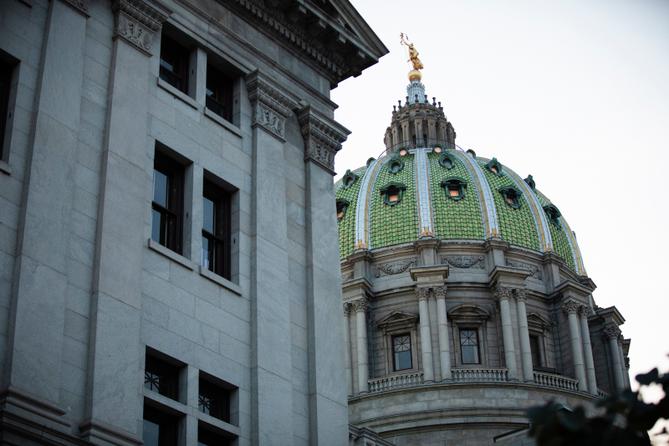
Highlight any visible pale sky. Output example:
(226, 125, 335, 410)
(332, 0, 669, 404)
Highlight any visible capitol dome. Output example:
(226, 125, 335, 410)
(337, 70, 630, 445)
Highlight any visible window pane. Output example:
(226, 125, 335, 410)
(395, 350, 412, 370)
(153, 170, 168, 207)
(142, 419, 160, 446)
(460, 329, 480, 364)
(530, 335, 542, 367)
(151, 209, 162, 243)
(392, 334, 412, 371)
(202, 237, 210, 270)
(203, 197, 214, 233)
(461, 345, 479, 364)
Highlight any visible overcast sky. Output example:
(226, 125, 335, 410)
(332, 0, 669, 398)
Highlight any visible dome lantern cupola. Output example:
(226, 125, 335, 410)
(385, 35, 456, 154)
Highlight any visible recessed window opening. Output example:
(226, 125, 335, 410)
(381, 182, 406, 206)
(459, 328, 480, 364)
(0, 54, 16, 161)
(342, 169, 358, 188)
(543, 204, 562, 227)
(392, 334, 413, 371)
(499, 186, 522, 209)
(198, 372, 234, 422)
(152, 148, 185, 254)
(438, 153, 454, 169)
(144, 349, 182, 401)
(143, 403, 180, 446)
(336, 199, 349, 222)
(486, 158, 503, 175)
(441, 178, 466, 201)
(530, 334, 543, 368)
(388, 157, 404, 174)
(202, 178, 232, 279)
(159, 33, 190, 93)
(206, 64, 234, 122)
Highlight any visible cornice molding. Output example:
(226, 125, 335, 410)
(61, 0, 89, 16)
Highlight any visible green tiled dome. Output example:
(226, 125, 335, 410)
(335, 149, 584, 273)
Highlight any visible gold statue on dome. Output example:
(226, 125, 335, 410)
(400, 33, 423, 71)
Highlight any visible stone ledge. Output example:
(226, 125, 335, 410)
(0, 160, 11, 175)
(204, 107, 242, 139)
(147, 238, 194, 270)
(156, 77, 200, 111)
(199, 265, 242, 296)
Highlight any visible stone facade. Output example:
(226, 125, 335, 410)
(0, 0, 386, 445)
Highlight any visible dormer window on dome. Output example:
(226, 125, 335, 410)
(543, 204, 562, 227)
(499, 186, 522, 209)
(380, 182, 407, 206)
(388, 157, 405, 174)
(524, 175, 536, 190)
(336, 199, 350, 222)
(441, 178, 466, 201)
(342, 169, 359, 189)
(438, 152, 454, 170)
(486, 158, 503, 176)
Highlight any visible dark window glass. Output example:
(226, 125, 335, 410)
(143, 404, 179, 446)
(198, 375, 232, 422)
(159, 34, 190, 93)
(152, 150, 184, 253)
(202, 179, 232, 279)
(392, 334, 412, 371)
(0, 57, 14, 160)
(459, 328, 480, 364)
(530, 335, 542, 368)
(206, 64, 234, 122)
(144, 353, 180, 400)
(198, 424, 232, 446)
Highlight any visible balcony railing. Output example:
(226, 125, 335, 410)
(451, 368, 509, 383)
(533, 371, 579, 392)
(368, 372, 424, 393)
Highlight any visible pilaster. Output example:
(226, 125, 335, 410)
(494, 286, 518, 380)
(416, 287, 434, 382)
(562, 299, 588, 392)
(603, 323, 625, 391)
(351, 298, 369, 394)
(579, 305, 598, 394)
(434, 286, 452, 380)
(514, 290, 534, 382)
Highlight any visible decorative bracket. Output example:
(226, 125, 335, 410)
(246, 71, 298, 142)
(297, 105, 350, 175)
(112, 0, 169, 55)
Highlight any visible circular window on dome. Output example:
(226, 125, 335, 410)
(438, 153, 455, 170)
(399, 148, 409, 157)
(341, 169, 359, 189)
(388, 157, 405, 174)
(336, 199, 350, 222)
(380, 182, 407, 206)
(499, 186, 522, 209)
(433, 146, 442, 154)
(441, 178, 467, 201)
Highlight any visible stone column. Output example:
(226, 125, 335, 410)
(417, 287, 435, 382)
(298, 105, 350, 444)
(604, 324, 625, 390)
(515, 290, 534, 382)
(435, 286, 452, 380)
(352, 299, 369, 393)
(82, 2, 169, 443)
(563, 299, 588, 392)
(579, 306, 598, 394)
(246, 71, 298, 445)
(495, 286, 518, 380)
(343, 303, 353, 396)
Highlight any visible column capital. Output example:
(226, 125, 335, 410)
(343, 302, 352, 316)
(350, 299, 368, 313)
(434, 285, 447, 300)
(603, 323, 621, 340)
(296, 105, 350, 175)
(578, 305, 593, 318)
(514, 288, 528, 302)
(246, 71, 299, 141)
(561, 298, 580, 315)
(416, 287, 431, 302)
(494, 285, 513, 302)
(112, 0, 170, 55)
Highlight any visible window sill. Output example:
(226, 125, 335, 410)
(0, 160, 11, 175)
(203, 107, 242, 138)
(197, 410, 240, 437)
(143, 388, 187, 414)
(156, 77, 200, 111)
(147, 238, 194, 271)
(199, 266, 241, 296)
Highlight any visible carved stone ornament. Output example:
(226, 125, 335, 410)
(374, 258, 416, 277)
(112, 0, 168, 55)
(434, 286, 447, 300)
(297, 106, 350, 175)
(342, 302, 351, 316)
(579, 305, 593, 317)
(507, 260, 543, 280)
(246, 71, 297, 141)
(416, 287, 430, 301)
(493, 285, 513, 301)
(62, 0, 89, 16)
(514, 289, 528, 302)
(442, 255, 485, 269)
(561, 299, 580, 315)
(350, 299, 368, 313)
(603, 323, 621, 340)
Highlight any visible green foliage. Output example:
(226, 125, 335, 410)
(528, 366, 669, 446)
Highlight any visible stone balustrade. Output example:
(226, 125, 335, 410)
(368, 372, 424, 392)
(533, 371, 579, 392)
(451, 368, 509, 383)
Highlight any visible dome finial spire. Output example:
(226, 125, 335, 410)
(400, 33, 423, 81)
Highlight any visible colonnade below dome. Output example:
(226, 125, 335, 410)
(340, 238, 630, 443)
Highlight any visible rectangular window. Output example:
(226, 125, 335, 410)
(0, 55, 16, 161)
(198, 423, 233, 446)
(159, 33, 190, 93)
(206, 64, 234, 122)
(152, 149, 184, 254)
(143, 403, 180, 446)
(198, 372, 234, 422)
(530, 334, 542, 368)
(459, 328, 480, 364)
(392, 334, 412, 371)
(202, 177, 232, 279)
(144, 349, 183, 401)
